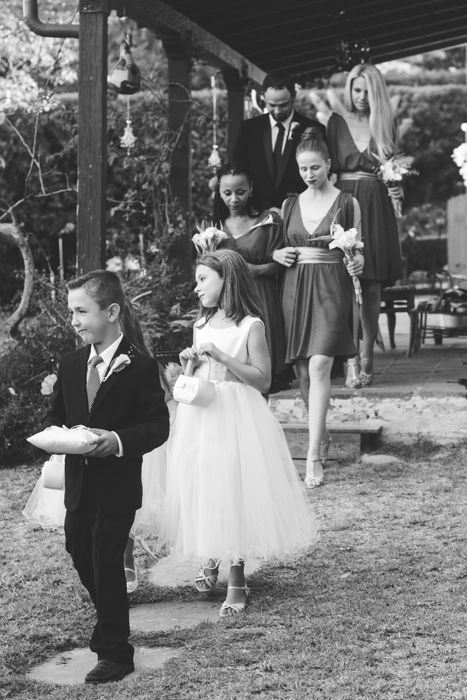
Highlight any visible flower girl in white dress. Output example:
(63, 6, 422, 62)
(153, 249, 318, 617)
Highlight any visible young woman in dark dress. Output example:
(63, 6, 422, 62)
(211, 163, 286, 386)
(273, 129, 363, 488)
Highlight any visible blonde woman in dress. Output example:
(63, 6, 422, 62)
(325, 63, 403, 388)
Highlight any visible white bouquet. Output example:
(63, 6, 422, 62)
(373, 153, 417, 218)
(452, 142, 467, 187)
(329, 223, 364, 304)
(192, 225, 228, 254)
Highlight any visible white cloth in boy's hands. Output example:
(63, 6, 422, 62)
(27, 425, 100, 454)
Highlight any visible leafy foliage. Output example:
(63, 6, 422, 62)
(0, 276, 75, 465)
(396, 85, 467, 208)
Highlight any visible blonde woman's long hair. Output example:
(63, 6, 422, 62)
(344, 63, 398, 160)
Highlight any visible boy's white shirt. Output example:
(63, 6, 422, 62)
(88, 333, 124, 457)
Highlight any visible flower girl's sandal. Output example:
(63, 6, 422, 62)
(219, 585, 250, 618)
(195, 558, 221, 592)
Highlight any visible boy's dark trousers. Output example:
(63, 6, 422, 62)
(43, 336, 170, 665)
(65, 468, 135, 664)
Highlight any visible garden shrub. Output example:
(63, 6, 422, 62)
(0, 277, 75, 466)
(401, 235, 447, 277)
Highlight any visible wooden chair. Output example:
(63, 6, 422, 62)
(380, 285, 418, 357)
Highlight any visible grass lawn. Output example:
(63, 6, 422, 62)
(2, 441, 467, 699)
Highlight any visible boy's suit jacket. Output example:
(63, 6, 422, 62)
(232, 110, 326, 210)
(42, 336, 170, 514)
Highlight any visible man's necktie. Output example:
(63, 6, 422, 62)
(273, 122, 285, 175)
(86, 355, 104, 411)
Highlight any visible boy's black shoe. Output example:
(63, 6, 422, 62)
(85, 659, 135, 684)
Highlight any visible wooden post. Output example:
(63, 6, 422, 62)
(77, 0, 108, 274)
(161, 32, 192, 279)
(222, 68, 245, 160)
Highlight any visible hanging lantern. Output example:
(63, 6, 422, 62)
(108, 35, 141, 95)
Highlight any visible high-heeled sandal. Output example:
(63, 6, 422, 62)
(345, 358, 362, 389)
(320, 432, 332, 468)
(359, 358, 374, 387)
(219, 585, 250, 617)
(305, 459, 324, 489)
(195, 558, 221, 592)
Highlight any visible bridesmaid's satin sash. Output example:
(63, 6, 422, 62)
(295, 247, 342, 264)
(339, 171, 378, 180)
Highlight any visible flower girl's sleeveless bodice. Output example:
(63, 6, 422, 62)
(193, 315, 259, 381)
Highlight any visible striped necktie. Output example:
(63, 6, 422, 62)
(86, 355, 104, 411)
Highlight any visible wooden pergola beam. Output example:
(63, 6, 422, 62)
(110, 0, 266, 89)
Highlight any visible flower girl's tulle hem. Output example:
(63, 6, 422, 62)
(22, 476, 66, 531)
(152, 382, 319, 564)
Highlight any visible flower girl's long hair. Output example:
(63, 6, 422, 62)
(196, 249, 264, 327)
(121, 301, 171, 394)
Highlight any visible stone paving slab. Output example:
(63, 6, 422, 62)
(27, 645, 180, 686)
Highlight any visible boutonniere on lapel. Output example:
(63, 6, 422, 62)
(288, 122, 301, 140)
(248, 213, 278, 231)
(103, 354, 131, 382)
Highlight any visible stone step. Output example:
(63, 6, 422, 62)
(282, 420, 383, 452)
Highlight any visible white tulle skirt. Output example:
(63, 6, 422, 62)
(22, 473, 66, 531)
(156, 381, 318, 563)
(130, 444, 167, 545)
(23, 445, 169, 540)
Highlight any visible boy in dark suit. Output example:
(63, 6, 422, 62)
(233, 70, 326, 211)
(42, 270, 169, 684)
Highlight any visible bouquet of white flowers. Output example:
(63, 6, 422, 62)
(452, 142, 467, 187)
(373, 153, 417, 218)
(329, 223, 364, 304)
(192, 225, 228, 254)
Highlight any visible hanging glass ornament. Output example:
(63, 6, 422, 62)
(120, 95, 137, 153)
(208, 144, 221, 169)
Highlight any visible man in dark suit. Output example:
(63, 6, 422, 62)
(42, 270, 169, 684)
(233, 70, 326, 211)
